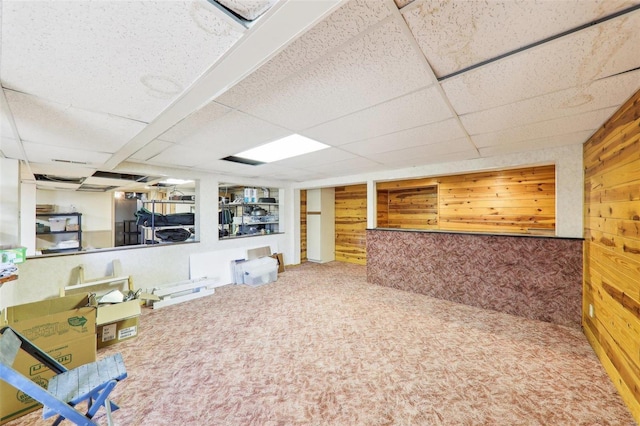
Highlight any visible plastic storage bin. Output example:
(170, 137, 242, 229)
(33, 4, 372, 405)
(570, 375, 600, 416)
(242, 257, 277, 286)
(49, 217, 68, 231)
(1, 247, 27, 264)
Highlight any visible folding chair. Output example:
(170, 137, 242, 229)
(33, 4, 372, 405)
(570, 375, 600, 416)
(0, 326, 127, 425)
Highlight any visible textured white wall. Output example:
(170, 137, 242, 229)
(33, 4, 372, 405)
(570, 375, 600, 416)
(0, 158, 20, 247)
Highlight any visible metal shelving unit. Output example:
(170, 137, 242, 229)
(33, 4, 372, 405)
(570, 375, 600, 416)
(36, 212, 82, 253)
(138, 200, 195, 244)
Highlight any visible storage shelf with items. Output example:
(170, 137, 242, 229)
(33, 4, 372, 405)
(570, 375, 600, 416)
(218, 185, 280, 239)
(36, 212, 82, 254)
(135, 200, 195, 245)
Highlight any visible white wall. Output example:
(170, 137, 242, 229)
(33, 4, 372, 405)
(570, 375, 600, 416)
(0, 158, 20, 247)
(36, 189, 112, 231)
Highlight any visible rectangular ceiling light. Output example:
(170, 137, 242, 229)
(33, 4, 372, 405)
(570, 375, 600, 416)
(159, 178, 193, 185)
(233, 134, 329, 163)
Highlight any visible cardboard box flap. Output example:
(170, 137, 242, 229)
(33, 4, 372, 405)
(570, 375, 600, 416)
(96, 300, 141, 326)
(247, 246, 271, 260)
(5, 294, 90, 324)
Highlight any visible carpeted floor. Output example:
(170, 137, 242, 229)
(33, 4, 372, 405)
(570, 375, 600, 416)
(6, 261, 636, 425)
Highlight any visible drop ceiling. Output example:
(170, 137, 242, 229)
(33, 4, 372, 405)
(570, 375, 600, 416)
(1, 0, 639, 190)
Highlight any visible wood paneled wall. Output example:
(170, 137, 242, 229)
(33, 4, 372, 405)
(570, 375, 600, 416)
(583, 88, 640, 423)
(379, 185, 438, 229)
(377, 165, 556, 234)
(300, 190, 307, 263)
(335, 184, 367, 265)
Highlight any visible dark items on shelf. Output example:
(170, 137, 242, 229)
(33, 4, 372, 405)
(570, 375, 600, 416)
(134, 207, 194, 227)
(155, 228, 193, 242)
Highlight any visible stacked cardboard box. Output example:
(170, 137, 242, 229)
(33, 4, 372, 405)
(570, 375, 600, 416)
(62, 261, 141, 349)
(95, 299, 140, 349)
(0, 294, 96, 424)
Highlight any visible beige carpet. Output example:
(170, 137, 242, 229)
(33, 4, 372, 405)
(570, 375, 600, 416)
(6, 262, 636, 425)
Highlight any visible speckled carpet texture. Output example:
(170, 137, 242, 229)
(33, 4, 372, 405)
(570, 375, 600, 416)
(7, 262, 636, 425)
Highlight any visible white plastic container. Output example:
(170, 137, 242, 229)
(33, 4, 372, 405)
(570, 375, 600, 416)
(49, 217, 68, 232)
(242, 257, 277, 286)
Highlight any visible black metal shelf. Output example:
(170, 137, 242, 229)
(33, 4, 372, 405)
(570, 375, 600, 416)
(36, 212, 82, 253)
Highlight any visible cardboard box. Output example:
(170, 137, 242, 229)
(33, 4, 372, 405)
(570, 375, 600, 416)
(96, 300, 141, 348)
(247, 246, 271, 260)
(270, 253, 285, 274)
(1, 294, 96, 424)
(0, 247, 27, 264)
(61, 263, 141, 348)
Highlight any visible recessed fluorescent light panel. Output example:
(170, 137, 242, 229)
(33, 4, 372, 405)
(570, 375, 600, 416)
(233, 134, 329, 163)
(160, 178, 193, 185)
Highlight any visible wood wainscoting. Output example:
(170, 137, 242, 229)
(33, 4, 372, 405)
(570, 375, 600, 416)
(583, 88, 640, 423)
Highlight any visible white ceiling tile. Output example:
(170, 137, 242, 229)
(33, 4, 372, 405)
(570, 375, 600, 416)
(216, 0, 395, 108)
(365, 137, 477, 166)
(158, 102, 232, 143)
(1, 1, 243, 122)
(404, 0, 639, 77)
(471, 107, 616, 148)
(460, 70, 640, 135)
(80, 176, 141, 190)
(305, 157, 382, 175)
(341, 118, 467, 156)
(5, 91, 146, 153)
(22, 141, 111, 166)
(35, 181, 82, 191)
(275, 147, 357, 168)
(0, 136, 25, 160)
(165, 109, 291, 156)
(302, 86, 452, 146)
(441, 9, 640, 114)
(129, 140, 175, 162)
(386, 149, 480, 169)
(1, 92, 16, 138)
(226, 162, 329, 181)
(478, 130, 595, 157)
(238, 18, 432, 130)
(264, 169, 329, 182)
(214, 162, 328, 182)
(27, 163, 97, 179)
(146, 144, 221, 169)
(193, 158, 264, 175)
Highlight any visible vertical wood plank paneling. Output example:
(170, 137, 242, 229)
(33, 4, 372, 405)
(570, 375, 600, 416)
(583, 88, 640, 423)
(376, 190, 389, 228)
(335, 184, 367, 265)
(300, 190, 307, 263)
